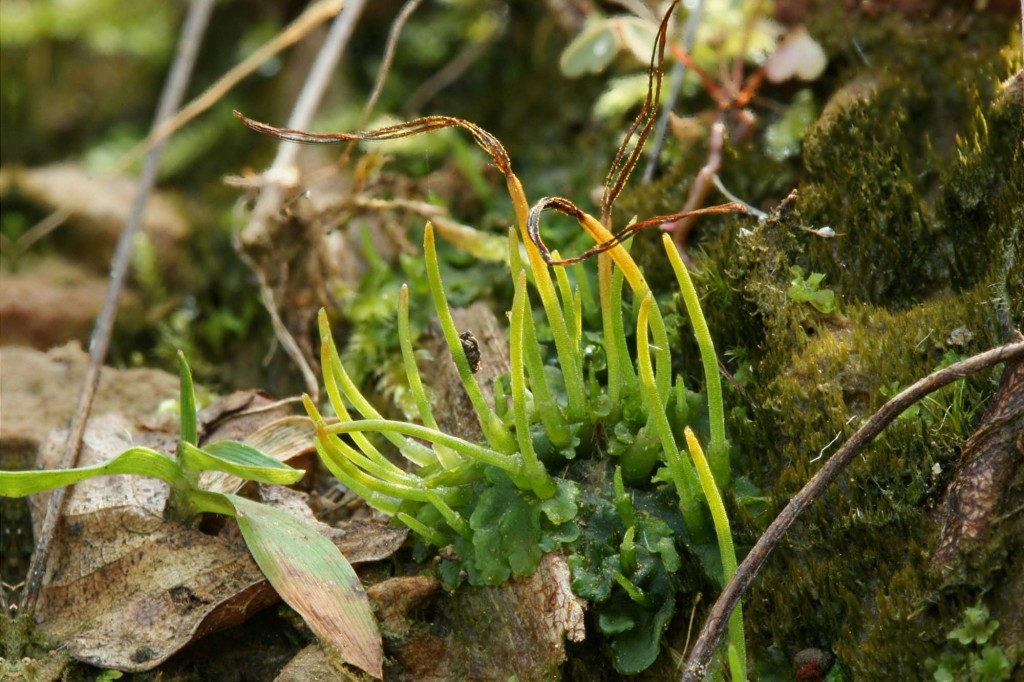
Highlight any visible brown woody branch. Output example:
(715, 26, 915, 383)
(681, 338, 1024, 681)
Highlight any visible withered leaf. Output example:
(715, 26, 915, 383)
(31, 414, 402, 673)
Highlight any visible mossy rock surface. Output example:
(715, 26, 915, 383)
(663, 7, 1024, 678)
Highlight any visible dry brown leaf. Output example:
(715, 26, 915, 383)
(0, 258, 141, 350)
(32, 415, 271, 670)
(2, 162, 189, 269)
(28, 413, 404, 672)
(0, 344, 179, 470)
(255, 484, 407, 560)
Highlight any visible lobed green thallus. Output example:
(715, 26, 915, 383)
(243, 2, 747, 676)
(304, 221, 743, 676)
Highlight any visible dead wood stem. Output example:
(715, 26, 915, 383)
(680, 338, 1024, 681)
(20, 0, 215, 615)
(136, 0, 347, 165)
(238, 0, 368, 400)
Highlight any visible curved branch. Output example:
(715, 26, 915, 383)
(681, 339, 1024, 681)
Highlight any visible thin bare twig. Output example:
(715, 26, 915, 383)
(20, 0, 215, 615)
(9, 208, 72, 257)
(340, 0, 424, 168)
(680, 339, 1024, 681)
(127, 0, 348, 171)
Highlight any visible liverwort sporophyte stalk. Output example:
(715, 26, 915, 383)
(237, 0, 752, 674)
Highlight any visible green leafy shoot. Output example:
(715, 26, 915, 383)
(684, 427, 746, 682)
(787, 264, 837, 314)
(0, 447, 184, 497)
(927, 601, 1015, 682)
(948, 602, 999, 646)
(0, 352, 383, 678)
(0, 353, 302, 508)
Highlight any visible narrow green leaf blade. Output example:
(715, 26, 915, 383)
(226, 494, 382, 678)
(0, 447, 181, 497)
(179, 441, 303, 485)
(186, 436, 303, 483)
(177, 350, 198, 446)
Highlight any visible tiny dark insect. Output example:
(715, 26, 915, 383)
(459, 331, 481, 373)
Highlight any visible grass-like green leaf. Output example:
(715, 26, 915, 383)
(636, 293, 705, 538)
(397, 283, 457, 468)
(178, 441, 304, 485)
(177, 351, 198, 447)
(424, 223, 518, 454)
(324, 418, 524, 477)
(510, 270, 557, 499)
(0, 447, 182, 497)
(318, 309, 436, 468)
(226, 493, 383, 678)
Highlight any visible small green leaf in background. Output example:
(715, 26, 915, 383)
(947, 602, 999, 646)
(880, 381, 921, 420)
(226, 494, 383, 678)
(971, 645, 1012, 680)
(560, 16, 658, 79)
(614, 16, 658, 64)
(764, 88, 818, 162)
(560, 18, 619, 78)
(787, 265, 837, 314)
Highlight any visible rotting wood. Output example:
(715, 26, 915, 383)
(931, 330, 1024, 570)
